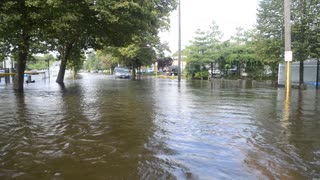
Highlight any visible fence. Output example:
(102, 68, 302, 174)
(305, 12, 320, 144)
(278, 59, 320, 86)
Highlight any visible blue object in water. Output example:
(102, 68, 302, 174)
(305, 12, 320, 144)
(304, 82, 320, 86)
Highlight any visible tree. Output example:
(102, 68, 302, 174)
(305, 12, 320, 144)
(292, 0, 320, 86)
(83, 50, 117, 73)
(96, 50, 117, 72)
(157, 57, 173, 70)
(308, 0, 320, 60)
(0, 39, 9, 62)
(44, 0, 101, 84)
(0, 0, 176, 90)
(184, 21, 223, 79)
(229, 28, 259, 79)
(256, 0, 284, 81)
(105, 34, 159, 80)
(214, 40, 232, 76)
(185, 29, 211, 62)
(206, 22, 225, 78)
(185, 26, 260, 80)
(183, 29, 209, 79)
(49, 0, 176, 84)
(84, 51, 100, 72)
(256, 0, 320, 85)
(27, 54, 55, 70)
(0, 1, 50, 91)
(108, 0, 176, 79)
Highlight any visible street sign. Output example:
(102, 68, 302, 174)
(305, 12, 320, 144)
(285, 51, 293, 62)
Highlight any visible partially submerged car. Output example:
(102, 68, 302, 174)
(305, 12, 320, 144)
(114, 67, 131, 79)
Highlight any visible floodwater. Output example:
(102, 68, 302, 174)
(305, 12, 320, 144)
(0, 74, 319, 179)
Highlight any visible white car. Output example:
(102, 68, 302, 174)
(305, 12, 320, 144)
(208, 69, 221, 75)
(114, 67, 131, 79)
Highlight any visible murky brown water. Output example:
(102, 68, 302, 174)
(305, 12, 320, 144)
(0, 74, 319, 179)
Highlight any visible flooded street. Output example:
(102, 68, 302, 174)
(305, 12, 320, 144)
(0, 73, 319, 179)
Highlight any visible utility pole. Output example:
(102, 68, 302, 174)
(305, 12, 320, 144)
(284, 0, 292, 93)
(178, 0, 181, 82)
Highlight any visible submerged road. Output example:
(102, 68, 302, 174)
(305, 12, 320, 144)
(0, 73, 319, 179)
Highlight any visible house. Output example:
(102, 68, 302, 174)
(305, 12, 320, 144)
(171, 57, 186, 72)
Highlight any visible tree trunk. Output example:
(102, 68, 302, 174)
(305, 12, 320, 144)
(271, 64, 277, 82)
(56, 43, 73, 84)
(131, 64, 136, 80)
(138, 66, 141, 79)
(298, 0, 306, 88)
(210, 62, 213, 78)
(13, 50, 28, 92)
(237, 63, 241, 78)
(299, 60, 304, 87)
(56, 56, 67, 84)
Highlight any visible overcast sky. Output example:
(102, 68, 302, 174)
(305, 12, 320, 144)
(160, 0, 259, 54)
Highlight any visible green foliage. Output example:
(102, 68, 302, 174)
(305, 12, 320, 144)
(291, 0, 320, 60)
(184, 21, 223, 78)
(104, 33, 169, 74)
(195, 70, 209, 79)
(27, 54, 55, 70)
(1, 0, 176, 87)
(157, 57, 173, 70)
(255, 0, 284, 79)
(184, 23, 261, 79)
(96, 0, 176, 74)
(83, 49, 129, 73)
(185, 21, 223, 64)
(0, 0, 52, 89)
(184, 61, 201, 79)
(0, 0, 49, 55)
(96, 50, 117, 70)
(67, 50, 85, 73)
(256, 0, 320, 82)
(84, 51, 100, 72)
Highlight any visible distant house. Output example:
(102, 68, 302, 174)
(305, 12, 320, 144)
(1, 57, 14, 69)
(172, 57, 186, 71)
(50, 61, 61, 77)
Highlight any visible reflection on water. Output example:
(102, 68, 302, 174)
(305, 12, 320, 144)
(0, 74, 319, 179)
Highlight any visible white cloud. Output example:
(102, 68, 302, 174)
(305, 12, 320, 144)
(160, 0, 258, 54)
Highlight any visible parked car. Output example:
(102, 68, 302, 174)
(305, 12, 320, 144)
(166, 65, 178, 76)
(147, 68, 154, 73)
(114, 67, 131, 79)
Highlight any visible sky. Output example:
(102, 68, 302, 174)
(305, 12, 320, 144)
(160, 0, 259, 54)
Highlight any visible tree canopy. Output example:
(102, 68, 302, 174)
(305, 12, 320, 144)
(0, 0, 176, 90)
(27, 54, 55, 70)
(0, 1, 50, 90)
(183, 22, 261, 79)
(256, 0, 320, 85)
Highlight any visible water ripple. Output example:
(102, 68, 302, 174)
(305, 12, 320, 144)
(1, 76, 319, 179)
